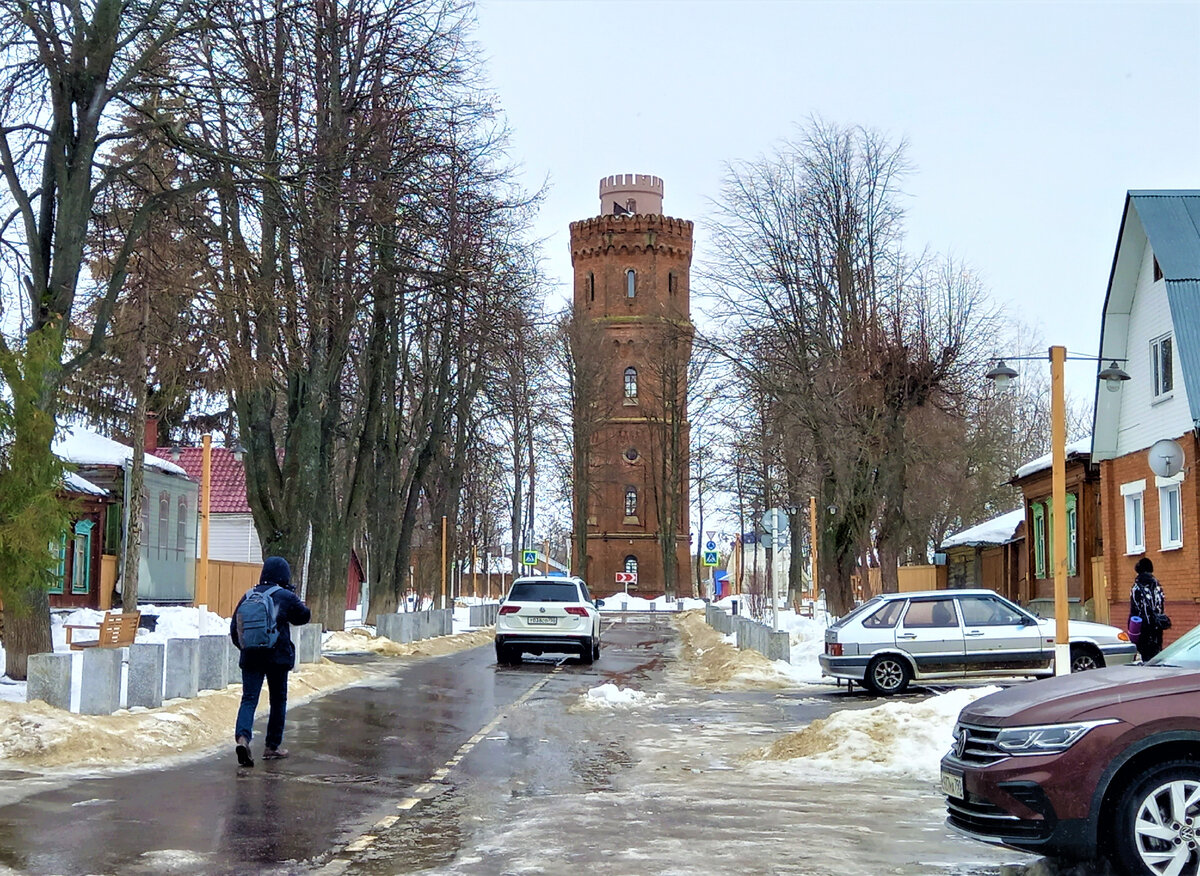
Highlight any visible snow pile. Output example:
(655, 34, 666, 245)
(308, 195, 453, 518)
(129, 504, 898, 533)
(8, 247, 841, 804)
(322, 626, 494, 657)
(673, 610, 793, 689)
(0, 660, 362, 768)
(578, 683, 657, 708)
(596, 593, 707, 612)
(760, 686, 1000, 781)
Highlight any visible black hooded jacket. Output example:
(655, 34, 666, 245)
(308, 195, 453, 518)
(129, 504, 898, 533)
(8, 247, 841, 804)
(229, 558, 311, 669)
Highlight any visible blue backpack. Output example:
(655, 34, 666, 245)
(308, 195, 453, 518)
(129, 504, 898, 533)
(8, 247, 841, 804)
(236, 585, 282, 649)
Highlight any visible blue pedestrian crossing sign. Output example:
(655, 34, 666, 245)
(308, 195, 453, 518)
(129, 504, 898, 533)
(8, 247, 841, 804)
(702, 550, 719, 567)
(522, 550, 538, 566)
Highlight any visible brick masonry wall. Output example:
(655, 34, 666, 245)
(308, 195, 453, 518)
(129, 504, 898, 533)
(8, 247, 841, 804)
(1100, 431, 1200, 646)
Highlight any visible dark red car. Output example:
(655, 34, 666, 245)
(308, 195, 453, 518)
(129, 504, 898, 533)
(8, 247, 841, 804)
(941, 623, 1200, 876)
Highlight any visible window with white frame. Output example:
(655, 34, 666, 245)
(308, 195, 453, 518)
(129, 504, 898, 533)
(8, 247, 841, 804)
(1122, 479, 1146, 554)
(1151, 333, 1174, 398)
(1158, 474, 1184, 550)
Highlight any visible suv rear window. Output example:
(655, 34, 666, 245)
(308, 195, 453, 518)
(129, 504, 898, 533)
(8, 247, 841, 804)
(508, 582, 580, 602)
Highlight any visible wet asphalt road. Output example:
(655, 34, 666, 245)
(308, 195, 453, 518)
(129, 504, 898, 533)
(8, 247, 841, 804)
(0, 614, 1060, 875)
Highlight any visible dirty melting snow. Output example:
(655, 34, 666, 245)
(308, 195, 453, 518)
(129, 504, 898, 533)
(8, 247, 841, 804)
(673, 610, 795, 689)
(576, 683, 660, 709)
(758, 686, 1000, 782)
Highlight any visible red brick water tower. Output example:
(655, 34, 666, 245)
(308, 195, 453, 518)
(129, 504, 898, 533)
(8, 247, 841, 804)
(569, 174, 693, 598)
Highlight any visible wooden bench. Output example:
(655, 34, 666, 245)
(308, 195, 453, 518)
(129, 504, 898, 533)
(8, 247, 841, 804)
(65, 610, 141, 650)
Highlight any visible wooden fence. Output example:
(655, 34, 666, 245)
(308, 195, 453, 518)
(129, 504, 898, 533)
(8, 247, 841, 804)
(201, 560, 263, 619)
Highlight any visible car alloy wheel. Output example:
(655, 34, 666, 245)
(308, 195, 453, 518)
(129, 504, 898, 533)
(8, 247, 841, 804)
(865, 654, 910, 695)
(1070, 644, 1104, 673)
(1114, 761, 1200, 875)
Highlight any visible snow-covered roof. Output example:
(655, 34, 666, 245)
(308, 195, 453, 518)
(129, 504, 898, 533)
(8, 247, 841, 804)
(940, 508, 1025, 550)
(63, 471, 108, 496)
(54, 425, 189, 477)
(1013, 436, 1092, 480)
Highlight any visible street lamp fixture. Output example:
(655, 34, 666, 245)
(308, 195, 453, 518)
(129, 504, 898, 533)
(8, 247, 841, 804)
(230, 441, 246, 463)
(1098, 361, 1132, 392)
(984, 360, 1019, 391)
(986, 347, 1128, 675)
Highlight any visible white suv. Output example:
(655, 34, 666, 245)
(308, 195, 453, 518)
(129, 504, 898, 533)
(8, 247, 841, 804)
(495, 576, 604, 664)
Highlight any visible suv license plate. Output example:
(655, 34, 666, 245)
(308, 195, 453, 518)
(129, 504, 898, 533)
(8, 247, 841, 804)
(941, 769, 964, 799)
(526, 616, 557, 625)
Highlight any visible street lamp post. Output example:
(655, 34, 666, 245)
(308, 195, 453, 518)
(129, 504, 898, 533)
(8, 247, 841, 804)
(987, 347, 1129, 675)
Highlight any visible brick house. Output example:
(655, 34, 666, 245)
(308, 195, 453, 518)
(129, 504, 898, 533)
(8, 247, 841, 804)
(1093, 191, 1200, 641)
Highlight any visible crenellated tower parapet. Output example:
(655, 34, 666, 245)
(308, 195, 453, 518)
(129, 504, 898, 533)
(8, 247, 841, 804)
(599, 173, 664, 215)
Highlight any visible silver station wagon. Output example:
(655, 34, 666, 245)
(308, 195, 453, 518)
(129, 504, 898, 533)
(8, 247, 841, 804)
(819, 589, 1137, 695)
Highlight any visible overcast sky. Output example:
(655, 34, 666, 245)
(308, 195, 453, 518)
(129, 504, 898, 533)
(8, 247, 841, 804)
(472, 0, 1200, 404)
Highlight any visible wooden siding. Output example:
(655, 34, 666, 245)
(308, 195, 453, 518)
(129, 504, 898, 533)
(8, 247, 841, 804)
(201, 559, 262, 619)
(898, 565, 939, 592)
(1115, 243, 1193, 456)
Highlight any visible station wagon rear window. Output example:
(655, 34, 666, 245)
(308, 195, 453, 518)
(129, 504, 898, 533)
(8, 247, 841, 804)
(830, 596, 886, 630)
(508, 582, 580, 602)
(862, 599, 905, 628)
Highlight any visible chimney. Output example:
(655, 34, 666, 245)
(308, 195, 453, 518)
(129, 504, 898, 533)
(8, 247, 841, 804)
(144, 412, 159, 452)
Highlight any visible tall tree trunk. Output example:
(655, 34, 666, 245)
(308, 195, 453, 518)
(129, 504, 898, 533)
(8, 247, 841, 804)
(122, 291, 150, 612)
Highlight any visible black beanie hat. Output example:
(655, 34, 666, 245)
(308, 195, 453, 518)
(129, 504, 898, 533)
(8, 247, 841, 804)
(1135, 557, 1154, 575)
(260, 556, 292, 588)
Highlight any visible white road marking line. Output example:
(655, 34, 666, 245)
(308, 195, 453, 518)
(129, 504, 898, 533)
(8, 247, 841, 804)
(396, 797, 421, 811)
(373, 816, 399, 830)
(414, 783, 435, 795)
(345, 835, 376, 852)
(430, 768, 449, 781)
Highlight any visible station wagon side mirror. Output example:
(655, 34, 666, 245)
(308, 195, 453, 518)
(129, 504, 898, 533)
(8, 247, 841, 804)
(595, 599, 605, 608)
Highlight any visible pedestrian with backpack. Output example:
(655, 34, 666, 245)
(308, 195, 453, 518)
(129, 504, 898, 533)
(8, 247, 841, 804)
(1130, 557, 1169, 662)
(230, 556, 311, 767)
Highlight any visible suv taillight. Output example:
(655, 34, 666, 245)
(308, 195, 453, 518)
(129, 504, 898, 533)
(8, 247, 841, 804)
(826, 642, 843, 656)
(499, 605, 520, 615)
(565, 607, 588, 617)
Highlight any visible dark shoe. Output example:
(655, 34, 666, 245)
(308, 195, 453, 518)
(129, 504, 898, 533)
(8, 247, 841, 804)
(235, 736, 254, 767)
(263, 747, 289, 760)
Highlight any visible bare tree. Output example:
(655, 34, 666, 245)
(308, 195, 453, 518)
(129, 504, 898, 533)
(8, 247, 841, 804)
(0, 0, 204, 677)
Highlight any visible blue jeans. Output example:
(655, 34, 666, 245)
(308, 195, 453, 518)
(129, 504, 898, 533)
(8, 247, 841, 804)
(235, 664, 290, 749)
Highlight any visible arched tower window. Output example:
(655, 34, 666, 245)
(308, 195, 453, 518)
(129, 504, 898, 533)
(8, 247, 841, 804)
(625, 486, 638, 517)
(624, 367, 638, 399)
(624, 555, 638, 575)
(626, 269, 636, 298)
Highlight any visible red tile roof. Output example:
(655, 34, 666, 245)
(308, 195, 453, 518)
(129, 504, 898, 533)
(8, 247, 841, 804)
(150, 446, 250, 513)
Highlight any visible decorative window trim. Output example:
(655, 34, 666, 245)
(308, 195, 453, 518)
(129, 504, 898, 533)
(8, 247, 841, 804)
(1159, 481, 1183, 550)
(1065, 493, 1078, 578)
(1123, 482, 1146, 554)
(49, 533, 67, 594)
(1032, 502, 1046, 579)
(72, 519, 94, 594)
(624, 366, 638, 401)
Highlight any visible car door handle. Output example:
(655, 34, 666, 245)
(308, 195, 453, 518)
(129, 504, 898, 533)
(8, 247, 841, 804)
(965, 631, 985, 637)
(898, 633, 918, 639)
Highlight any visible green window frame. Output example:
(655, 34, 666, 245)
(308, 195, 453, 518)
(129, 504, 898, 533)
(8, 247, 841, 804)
(49, 532, 67, 594)
(1066, 494, 1078, 578)
(72, 519, 94, 594)
(1032, 502, 1046, 579)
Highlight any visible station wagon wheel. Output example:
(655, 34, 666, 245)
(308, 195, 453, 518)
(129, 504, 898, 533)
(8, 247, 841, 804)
(1112, 761, 1200, 876)
(1069, 644, 1104, 673)
(579, 637, 595, 665)
(864, 654, 910, 696)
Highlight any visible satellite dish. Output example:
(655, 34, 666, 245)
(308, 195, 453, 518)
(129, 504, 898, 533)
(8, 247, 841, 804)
(1148, 439, 1185, 478)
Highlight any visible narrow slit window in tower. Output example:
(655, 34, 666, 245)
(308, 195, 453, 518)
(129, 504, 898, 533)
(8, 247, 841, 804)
(625, 487, 637, 517)
(626, 269, 636, 298)
(624, 367, 638, 399)
(588, 272, 595, 302)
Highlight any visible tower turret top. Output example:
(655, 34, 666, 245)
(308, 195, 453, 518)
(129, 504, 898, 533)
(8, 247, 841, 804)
(599, 173, 663, 216)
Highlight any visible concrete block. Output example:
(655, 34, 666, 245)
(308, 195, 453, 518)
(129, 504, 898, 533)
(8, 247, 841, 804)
(26, 652, 72, 711)
(375, 613, 397, 642)
(163, 638, 199, 700)
(197, 635, 229, 691)
(226, 639, 240, 683)
(79, 647, 123, 715)
(294, 624, 321, 664)
(128, 642, 165, 709)
(767, 629, 791, 663)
